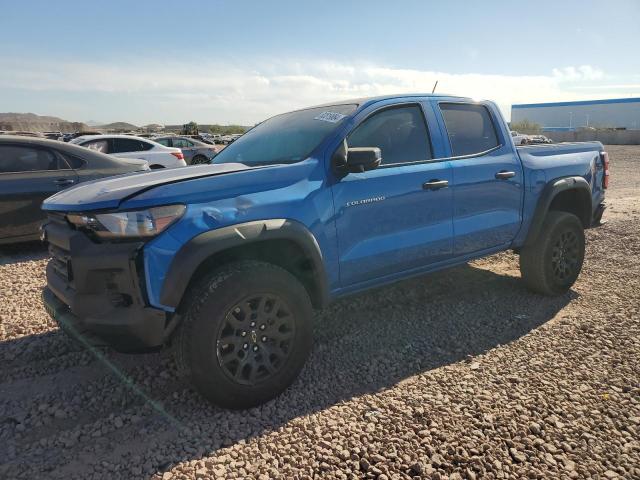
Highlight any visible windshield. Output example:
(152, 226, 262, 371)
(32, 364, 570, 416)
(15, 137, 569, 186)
(212, 104, 357, 166)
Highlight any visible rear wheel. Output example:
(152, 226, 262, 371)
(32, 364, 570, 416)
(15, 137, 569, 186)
(520, 211, 585, 295)
(191, 155, 208, 165)
(174, 261, 313, 409)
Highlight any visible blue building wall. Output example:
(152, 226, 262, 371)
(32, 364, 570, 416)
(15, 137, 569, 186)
(511, 98, 640, 130)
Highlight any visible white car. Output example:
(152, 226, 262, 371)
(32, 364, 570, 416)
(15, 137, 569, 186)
(70, 135, 187, 169)
(510, 131, 529, 146)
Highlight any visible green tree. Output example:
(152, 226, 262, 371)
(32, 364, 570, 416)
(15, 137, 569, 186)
(208, 124, 248, 135)
(182, 121, 199, 135)
(510, 119, 542, 135)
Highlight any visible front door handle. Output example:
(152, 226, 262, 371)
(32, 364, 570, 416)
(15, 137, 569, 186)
(495, 170, 516, 180)
(54, 178, 75, 186)
(423, 179, 449, 190)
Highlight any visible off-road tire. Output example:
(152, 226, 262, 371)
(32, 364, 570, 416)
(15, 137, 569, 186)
(520, 211, 585, 295)
(173, 260, 313, 409)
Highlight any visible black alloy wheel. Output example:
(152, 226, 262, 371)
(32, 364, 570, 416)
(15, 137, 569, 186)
(216, 294, 296, 386)
(551, 230, 580, 281)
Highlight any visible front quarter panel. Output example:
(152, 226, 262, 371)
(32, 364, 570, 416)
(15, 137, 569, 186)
(126, 160, 338, 311)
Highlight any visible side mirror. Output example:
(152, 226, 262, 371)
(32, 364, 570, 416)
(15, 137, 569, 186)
(332, 141, 382, 174)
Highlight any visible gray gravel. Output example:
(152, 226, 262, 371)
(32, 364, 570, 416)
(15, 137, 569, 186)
(1, 145, 639, 479)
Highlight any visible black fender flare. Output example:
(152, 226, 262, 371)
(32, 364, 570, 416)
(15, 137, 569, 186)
(524, 176, 592, 247)
(159, 219, 329, 309)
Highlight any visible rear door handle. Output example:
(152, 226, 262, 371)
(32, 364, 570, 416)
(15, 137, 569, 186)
(54, 178, 75, 186)
(423, 179, 449, 190)
(495, 170, 516, 180)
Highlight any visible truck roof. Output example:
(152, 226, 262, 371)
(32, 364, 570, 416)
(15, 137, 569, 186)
(312, 93, 475, 110)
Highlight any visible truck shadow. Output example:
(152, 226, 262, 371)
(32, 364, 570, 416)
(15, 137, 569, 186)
(0, 241, 48, 265)
(0, 260, 575, 478)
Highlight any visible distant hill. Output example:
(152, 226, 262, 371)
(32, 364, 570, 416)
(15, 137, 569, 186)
(0, 114, 249, 135)
(96, 122, 139, 131)
(0, 112, 88, 133)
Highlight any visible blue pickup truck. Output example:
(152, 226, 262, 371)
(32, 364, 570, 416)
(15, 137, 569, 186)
(41, 94, 608, 408)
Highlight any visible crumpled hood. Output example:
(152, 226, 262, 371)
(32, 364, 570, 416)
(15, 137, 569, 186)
(42, 163, 251, 212)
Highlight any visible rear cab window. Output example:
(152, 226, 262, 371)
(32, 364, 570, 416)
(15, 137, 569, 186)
(439, 103, 500, 157)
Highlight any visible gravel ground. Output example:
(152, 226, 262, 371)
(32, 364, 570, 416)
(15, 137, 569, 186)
(1, 145, 638, 479)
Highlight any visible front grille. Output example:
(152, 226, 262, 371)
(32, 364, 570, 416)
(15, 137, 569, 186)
(49, 244, 73, 283)
(46, 213, 75, 287)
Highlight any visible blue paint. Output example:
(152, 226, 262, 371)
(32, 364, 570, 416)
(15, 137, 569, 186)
(42, 95, 606, 312)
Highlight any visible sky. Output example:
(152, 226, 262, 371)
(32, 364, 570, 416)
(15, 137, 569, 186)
(1, 0, 639, 125)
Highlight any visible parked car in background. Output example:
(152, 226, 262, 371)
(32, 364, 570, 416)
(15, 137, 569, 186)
(0, 136, 149, 244)
(71, 135, 186, 169)
(510, 131, 529, 145)
(153, 136, 218, 165)
(194, 133, 217, 145)
(63, 131, 102, 142)
(528, 134, 553, 144)
(0, 131, 45, 138)
(43, 132, 63, 141)
(218, 134, 242, 145)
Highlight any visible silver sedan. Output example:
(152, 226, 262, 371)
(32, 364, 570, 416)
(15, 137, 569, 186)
(153, 136, 218, 165)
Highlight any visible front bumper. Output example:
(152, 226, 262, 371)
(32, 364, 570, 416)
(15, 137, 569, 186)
(592, 202, 606, 226)
(42, 215, 169, 352)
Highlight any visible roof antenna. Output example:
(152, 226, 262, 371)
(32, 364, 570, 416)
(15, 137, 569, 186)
(431, 80, 438, 94)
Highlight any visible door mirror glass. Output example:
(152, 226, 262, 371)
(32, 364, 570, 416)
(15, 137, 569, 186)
(345, 147, 381, 173)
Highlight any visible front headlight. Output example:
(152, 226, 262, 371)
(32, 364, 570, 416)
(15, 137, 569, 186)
(68, 204, 186, 239)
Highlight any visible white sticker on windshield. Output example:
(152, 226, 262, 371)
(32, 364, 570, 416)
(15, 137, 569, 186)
(314, 111, 347, 123)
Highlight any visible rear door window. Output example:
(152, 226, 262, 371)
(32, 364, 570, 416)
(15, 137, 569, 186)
(348, 105, 433, 165)
(84, 139, 109, 153)
(172, 138, 191, 148)
(59, 152, 86, 169)
(112, 138, 154, 153)
(156, 138, 171, 147)
(0, 145, 60, 173)
(439, 103, 500, 156)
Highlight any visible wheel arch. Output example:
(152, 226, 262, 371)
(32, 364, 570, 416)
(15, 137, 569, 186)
(191, 154, 208, 164)
(524, 176, 592, 247)
(160, 219, 329, 310)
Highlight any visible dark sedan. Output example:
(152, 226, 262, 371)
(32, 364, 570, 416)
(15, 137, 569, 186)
(153, 136, 218, 165)
(0, 136, 149, 244)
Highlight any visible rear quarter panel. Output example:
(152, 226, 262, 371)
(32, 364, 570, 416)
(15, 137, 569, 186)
(513, 141, 605, 246)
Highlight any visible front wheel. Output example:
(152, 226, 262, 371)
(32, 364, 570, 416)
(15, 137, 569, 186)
(519, 211, 585, 295)
(174, 261, 313, 409)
